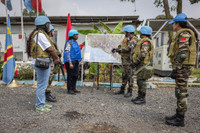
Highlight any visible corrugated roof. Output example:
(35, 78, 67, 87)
(145, 18, 200, 31)
(0, 16, 142, 26)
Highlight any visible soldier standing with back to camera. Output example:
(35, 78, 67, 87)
(166, 13, 198, 127)
(112, 25, 138, 97)
(131, 26, 154, 105)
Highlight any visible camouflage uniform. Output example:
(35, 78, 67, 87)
(135, 38, 154, 94)
(168, 29, 196, 115)
(131, 37, 154, 104)
(46, 38, 61, 90)
(119, 35, 138, 91)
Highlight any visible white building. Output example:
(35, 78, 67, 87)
(0, 16, 141, 61)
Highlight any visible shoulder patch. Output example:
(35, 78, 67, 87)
(123, 39, 127, 43)
(65, 42, 71, 51)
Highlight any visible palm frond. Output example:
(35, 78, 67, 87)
(112, 21, 123, 34)
(99, 21, 112, 34)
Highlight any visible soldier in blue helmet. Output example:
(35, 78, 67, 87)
(63, 29, 81, 95)
(112, 25, 138, 97)
(166, 13, 198, 127)
(131, 26, 154, 105)
(26, 16, 59, 112)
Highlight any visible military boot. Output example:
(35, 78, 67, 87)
(165, 113, 185, 127)
(124, 88, 132, 97)
(67, 89, 76, 95)
(132, 92, 146, 104)
(45, 91, 57, 102)
(115, 86, 125, 95)
(165, 109, 178, 120)
(73, 88, 81, 93)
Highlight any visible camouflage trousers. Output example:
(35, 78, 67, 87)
(136, 66, 148, 94)
(121, 56, 133, 89)
(175, 65, 194, 115)
(46, 64, 55, 92)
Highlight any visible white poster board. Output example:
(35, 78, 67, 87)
(83, 34, 124, 63)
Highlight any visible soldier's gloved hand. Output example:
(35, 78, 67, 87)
(170, 70, 177, 79)
(111, 48, 116, 53)
(116, 49, 121, 54)
(130, 62, 138, 69)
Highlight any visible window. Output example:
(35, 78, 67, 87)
(156, 37, 159, 47)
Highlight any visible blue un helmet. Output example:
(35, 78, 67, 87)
(123, 25, 135, 33)
(68, 29, 79, 37)
(169, 13, 187, 24)
(35, 16, 50, 26)
(140, 26, 152, 35)
(49, 24, 55, 32)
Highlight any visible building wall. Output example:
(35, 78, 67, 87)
(0, 23, 124, 61)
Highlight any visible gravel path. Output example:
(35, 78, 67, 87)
(0, 84, 200, 133)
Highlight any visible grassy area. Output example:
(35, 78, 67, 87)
(191, 68, 200, 78)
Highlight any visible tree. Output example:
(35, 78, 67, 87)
(23, 8, 46, 16)
(121, 0, 200, 40)
(121, 0, 200, 15)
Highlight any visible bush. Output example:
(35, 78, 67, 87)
(0, 56, 3, 79)
(191, 68, 200, 78)
(15, 64, 34, 80)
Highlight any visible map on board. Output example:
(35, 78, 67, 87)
(83, 34, 124, 63)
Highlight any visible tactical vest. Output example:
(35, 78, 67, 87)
(168, 28, 196, 65)
(49, 37, 61, 56)
(119, 35, 138, 57)
(30, 30, 56, 58)
(132, 37, 154, 64)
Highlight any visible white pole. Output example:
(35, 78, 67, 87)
(20, 0, 24, 36)
(36, 0, 38, 17)
(20, 0, 26, 61)
(5, 0, 8, 22)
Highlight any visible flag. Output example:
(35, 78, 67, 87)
(1, 0, 12, 11)
(23, 0, 32, 12)
(3, 15, 18, 85)
(31, 0, 42, 13)
(66, 13, 72, 40)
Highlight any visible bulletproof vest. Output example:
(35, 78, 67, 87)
(49, 37, 61, 56)
(119, 35, 138, 57)
(30, 30, 56, 58)
(168, 28, 196, 65)
(132, 37, 154, 64)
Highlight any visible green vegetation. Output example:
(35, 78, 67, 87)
(23, 8, 46, 16)
(0, 56, 3, 80)
(15, 64, 34, 80)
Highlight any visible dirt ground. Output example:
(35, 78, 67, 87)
(0, 84, 200, 133)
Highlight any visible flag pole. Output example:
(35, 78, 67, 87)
(36, 0, 38, 17)
(20, 0, 24, 36)
(5, 0, 8, 22)
(20, 0, 26, 61)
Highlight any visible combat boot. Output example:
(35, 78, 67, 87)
(165, 109, 178, 120)
(45, 91, 57, 102)
(115, 86, 125, 95)
(73, 88, 81, 93)
(132, 92, 146, 104)
(124, 88, 132, 97)
(67, 89, 76, 95)
(165, 113, 185, 127)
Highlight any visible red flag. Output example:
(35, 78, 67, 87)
(66, 13, 72, 40)
(31, 0, 42, 13)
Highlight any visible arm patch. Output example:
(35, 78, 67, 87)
(65, 42, 71, 51)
